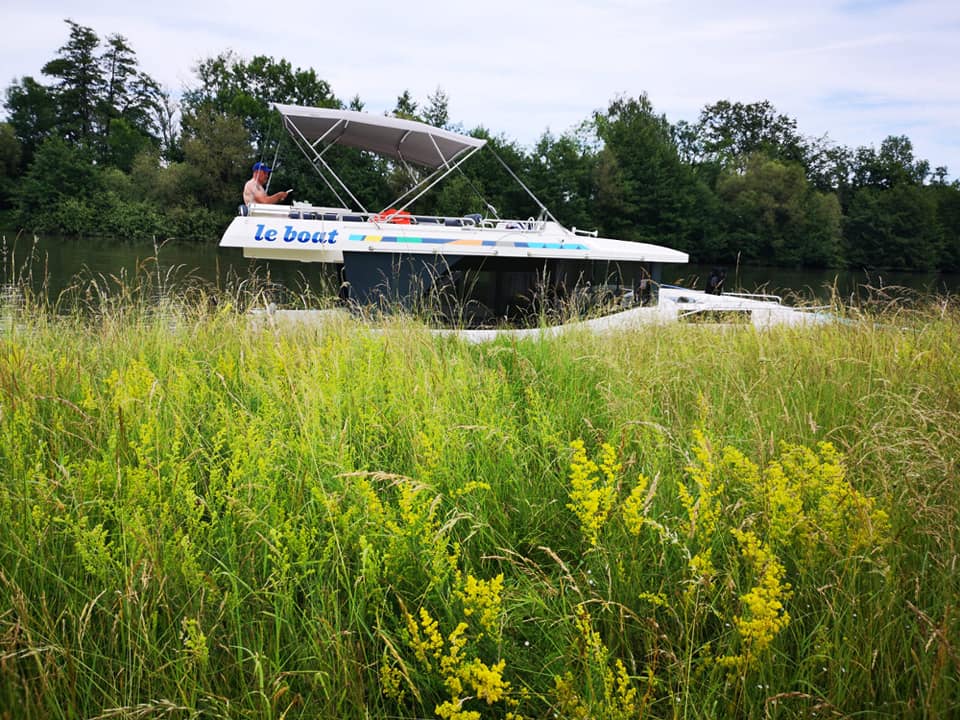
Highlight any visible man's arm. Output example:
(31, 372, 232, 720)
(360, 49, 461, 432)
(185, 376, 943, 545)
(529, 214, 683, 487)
(250, 186, 289, 204)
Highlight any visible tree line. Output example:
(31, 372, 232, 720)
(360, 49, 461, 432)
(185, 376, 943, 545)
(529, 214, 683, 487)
(2, 20, 958, 272)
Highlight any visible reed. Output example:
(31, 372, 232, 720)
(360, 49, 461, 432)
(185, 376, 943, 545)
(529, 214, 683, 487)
(0, 274, 958, 719)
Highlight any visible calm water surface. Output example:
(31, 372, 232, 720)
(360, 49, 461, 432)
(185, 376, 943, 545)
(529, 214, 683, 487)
(2, 234, 336, 304)
(3, 234, 959, 305)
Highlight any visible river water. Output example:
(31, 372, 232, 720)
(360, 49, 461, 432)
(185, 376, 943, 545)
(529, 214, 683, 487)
(3, 234, 959, 306)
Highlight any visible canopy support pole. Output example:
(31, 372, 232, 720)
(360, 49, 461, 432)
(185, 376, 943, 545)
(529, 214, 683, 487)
(386, 144, 483, 215)
(488, 145, 566, 232)
(282, 115, 369, 213)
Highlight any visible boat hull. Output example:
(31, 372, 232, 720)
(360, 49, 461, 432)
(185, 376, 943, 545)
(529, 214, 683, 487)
(220, 211, 688, 265)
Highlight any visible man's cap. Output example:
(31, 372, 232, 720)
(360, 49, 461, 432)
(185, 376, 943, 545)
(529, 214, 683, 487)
(252, 162, 272, 173)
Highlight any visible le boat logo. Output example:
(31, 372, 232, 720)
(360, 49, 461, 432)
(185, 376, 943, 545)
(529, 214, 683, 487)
(253, 224, 338, 245)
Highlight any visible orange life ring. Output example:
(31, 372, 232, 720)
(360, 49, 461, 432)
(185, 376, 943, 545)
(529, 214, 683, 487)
(372, 208, 412, 224)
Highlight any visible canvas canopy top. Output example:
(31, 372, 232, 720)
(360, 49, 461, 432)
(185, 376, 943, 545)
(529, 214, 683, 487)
(272, 103, 486, 170)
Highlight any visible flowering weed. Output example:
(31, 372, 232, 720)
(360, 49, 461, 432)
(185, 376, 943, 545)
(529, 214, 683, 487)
(0, 290, 956, 719)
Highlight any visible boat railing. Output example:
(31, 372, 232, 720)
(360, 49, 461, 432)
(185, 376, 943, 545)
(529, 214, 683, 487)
(246, 203, 548, 232)
(678, 307, 753, 322)
(722, 291, 783, 304)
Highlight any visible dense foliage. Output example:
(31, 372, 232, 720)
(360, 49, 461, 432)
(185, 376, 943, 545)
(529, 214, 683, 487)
(2, 20, 959, 271)
(1, 279, 958, 717)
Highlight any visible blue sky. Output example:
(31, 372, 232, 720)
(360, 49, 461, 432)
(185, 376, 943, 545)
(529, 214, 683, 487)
(2, 0, 958, 178)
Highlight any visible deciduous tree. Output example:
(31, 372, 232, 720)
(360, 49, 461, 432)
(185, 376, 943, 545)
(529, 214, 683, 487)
(696, 100, 807, 168)
(0, 123, 22, 210)
(178, 111, 252, 213)
(3, 77, 58, 169)
(716, 154, 841, 266)
(13, 136, 100, 224)
(592, 94, 705, 250)
(844, 184, 940, 270)
(851, 135, 930, 189)
(525, 129, 596, 232)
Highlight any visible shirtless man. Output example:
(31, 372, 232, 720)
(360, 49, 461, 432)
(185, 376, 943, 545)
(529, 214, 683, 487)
(242, 162, 289, 207)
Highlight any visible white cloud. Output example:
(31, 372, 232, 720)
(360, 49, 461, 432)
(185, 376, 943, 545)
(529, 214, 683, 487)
(2, 0, 958, 176)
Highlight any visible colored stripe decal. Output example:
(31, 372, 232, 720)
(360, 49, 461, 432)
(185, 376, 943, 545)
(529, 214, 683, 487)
(346, 234, 588, 250)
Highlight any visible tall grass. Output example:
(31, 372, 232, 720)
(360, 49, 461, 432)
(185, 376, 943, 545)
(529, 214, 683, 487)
(1, 271, 958, 719)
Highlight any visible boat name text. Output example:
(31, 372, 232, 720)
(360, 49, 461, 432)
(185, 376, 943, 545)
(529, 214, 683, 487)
(254, 224, 339, 244)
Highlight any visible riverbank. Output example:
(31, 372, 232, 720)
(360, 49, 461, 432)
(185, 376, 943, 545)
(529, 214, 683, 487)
(1, 291, 958, 718)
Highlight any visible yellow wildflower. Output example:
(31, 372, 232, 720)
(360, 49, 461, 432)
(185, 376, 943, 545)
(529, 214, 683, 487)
(440, 622, 471, 680)
(621, 474, 650, 536)
(107, 359, 159, 409)
(689, 551, 717, 586)
(435, 698, 480, 720)
(379, 661, 406, 704)
(453, 480, 491, 498)
(406, 607, 444, 669)
(599, 442, 622, 488)
(567, 439, 617, 547)
(613, 658, 637, 716)
(637, 591, 668, 608)
(567, 606, 641, 719)
(771, 441, 890, 556)
(718, 529, 792, 671)
(456, 572, 504, 635)
(680, 430, 725, 541)
(458, 658, 510, 704)
(574, 605, 605, 663)
(414, 429, 442, 483)
(180, 617, 208, 668)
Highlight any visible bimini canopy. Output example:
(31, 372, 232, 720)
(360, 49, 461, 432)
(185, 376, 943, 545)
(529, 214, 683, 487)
(272, 104, 486, 169)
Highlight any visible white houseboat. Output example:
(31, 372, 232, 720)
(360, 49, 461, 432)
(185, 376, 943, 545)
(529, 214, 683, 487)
(221, 104, 826, 329)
